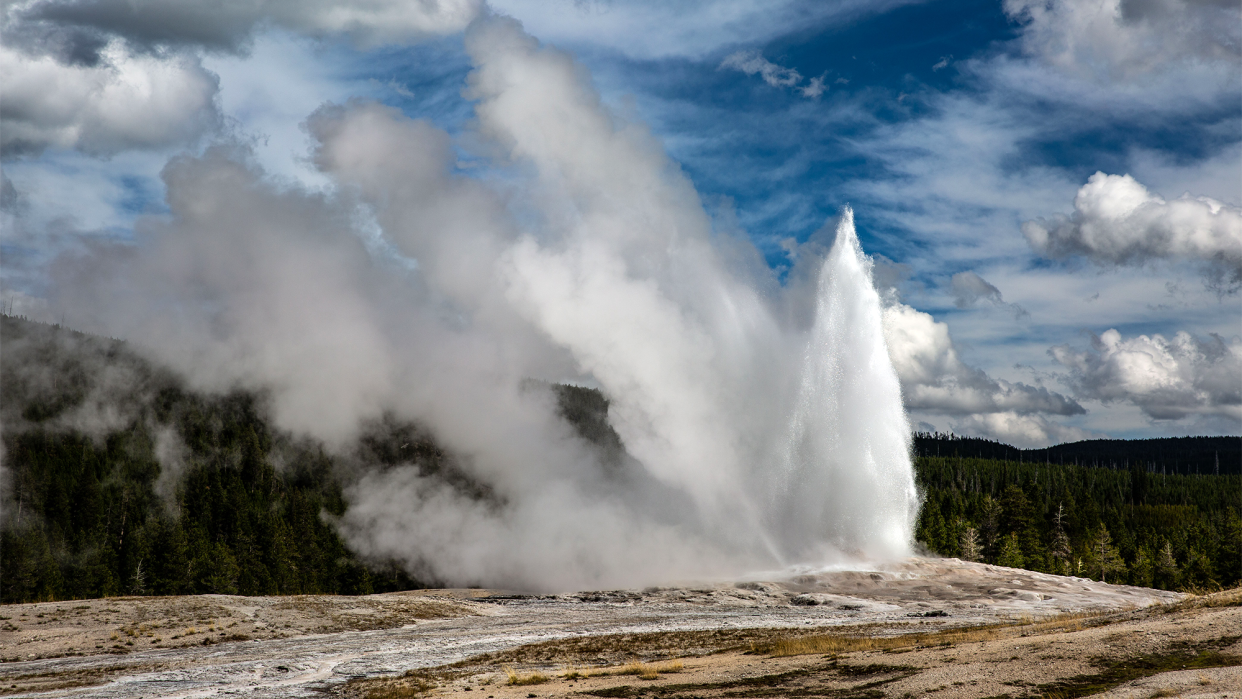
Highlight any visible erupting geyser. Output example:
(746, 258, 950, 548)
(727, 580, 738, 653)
(53, 14, 919, 591)
(771, 208, 919, 563)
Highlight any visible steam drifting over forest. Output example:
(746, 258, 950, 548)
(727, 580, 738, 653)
(2, 0, 1239, 601)
(11, 16, 925, 592)
(2, 314, 1237, 604)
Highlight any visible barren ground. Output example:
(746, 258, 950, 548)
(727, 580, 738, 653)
(1, 558, 1236, 699)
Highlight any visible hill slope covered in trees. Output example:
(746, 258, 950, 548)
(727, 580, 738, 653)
(1, 315, 1237, 602)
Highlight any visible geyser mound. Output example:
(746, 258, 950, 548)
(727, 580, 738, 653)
(50, 15, 918, 591)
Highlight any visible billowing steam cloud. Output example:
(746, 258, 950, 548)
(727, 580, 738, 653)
(51, 15, 918, 591)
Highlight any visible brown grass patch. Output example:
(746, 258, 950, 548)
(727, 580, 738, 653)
(362, 675, 436, 699)
(343, 670, 445, 699)
(1168, 585, 1242, 611)
(504, 666, 549, 685)
(595, 660, 684, 679)
(448, 626, 841, 671)
(756, 610, 1117, 658)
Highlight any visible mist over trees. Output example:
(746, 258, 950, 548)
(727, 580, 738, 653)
(1, 315, 1238, 603)
(0, 315, 428, 602)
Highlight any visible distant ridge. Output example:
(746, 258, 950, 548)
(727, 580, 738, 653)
(913, 432, 1241, 476)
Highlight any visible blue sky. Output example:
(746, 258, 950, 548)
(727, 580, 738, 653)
(2, 0, 1239, 446)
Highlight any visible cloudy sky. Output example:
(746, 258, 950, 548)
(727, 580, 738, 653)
(2, 0, 1239, 448)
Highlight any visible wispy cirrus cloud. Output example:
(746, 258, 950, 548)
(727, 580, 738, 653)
(720, 50, 826, 98)
(949, 271, 1028, 319)
(490, 0, 924, 59)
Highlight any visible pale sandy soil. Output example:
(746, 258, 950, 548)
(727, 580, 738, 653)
(1, 558, 1232, 699)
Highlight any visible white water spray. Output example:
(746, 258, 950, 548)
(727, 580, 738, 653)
(767, 208, 919, 563)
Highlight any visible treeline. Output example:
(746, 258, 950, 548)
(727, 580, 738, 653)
(913, 456, 1242, 591)
(0, 315, 425, 603)
(913, 432, 1241, 476)
(2, 315, 1239, 603)
(1, 391, 424, 603)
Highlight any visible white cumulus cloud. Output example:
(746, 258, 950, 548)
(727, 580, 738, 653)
(881, 301, 1083, 419)
(1023, 172, 1242, 287)
(1051, 328, 1242, 421)
(951, 412, 1096, 450)
(1, 0, 483, 156)
(0, 40, 219, 155)
(1003, 0, 1240, 79)
(15, 0, 483, 51)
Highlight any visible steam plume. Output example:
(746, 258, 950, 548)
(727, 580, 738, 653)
(50, 15, 918, 591)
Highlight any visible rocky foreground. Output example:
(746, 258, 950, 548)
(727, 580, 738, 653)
(1, 557, 1237, 698)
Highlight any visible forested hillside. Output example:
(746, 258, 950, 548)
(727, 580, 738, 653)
(913, 457, 1240, 591)
(2, 315, 1238, 603)
(0, 315, 428, 602)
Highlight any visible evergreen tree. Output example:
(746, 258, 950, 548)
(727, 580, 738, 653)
(997, 533, 1024, 569)
(978, 496, 1002, 563)
(1050, 503, 1072, 576)
(1181, 548, 1218, 591)
(1089, 525, 1126, 583)
(959, 525, 981, 562)
(1155, 541, 1179, 589)
(1130, 546, 1154, 588)
(1217, 509, 1241, 586)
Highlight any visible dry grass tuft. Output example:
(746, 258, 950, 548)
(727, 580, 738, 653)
(504, 666, 549, 686)
(595, 660, 684, 679)
(1171, 585, 1242, 610)
(363, 676, 435, 699)
(344, 668, 453, 699)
